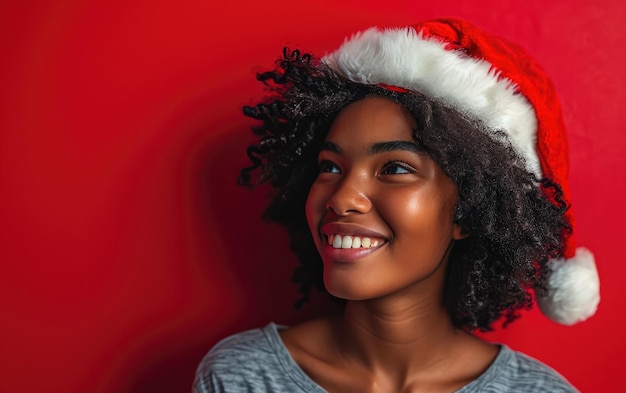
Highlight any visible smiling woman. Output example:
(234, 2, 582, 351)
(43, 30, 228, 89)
(306, 97, 463, 303)
(193, 18, 599, 392)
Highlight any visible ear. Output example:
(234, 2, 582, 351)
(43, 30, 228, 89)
(452, 224, 469, 240)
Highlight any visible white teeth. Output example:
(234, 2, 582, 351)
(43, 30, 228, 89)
(328, 234, 382, 249)
(332, 235, 342, 248)
(341, 236, 352, 249)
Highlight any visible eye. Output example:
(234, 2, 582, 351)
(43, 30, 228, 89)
(380, 161, 415, 175)
(319, 160, 341, 174)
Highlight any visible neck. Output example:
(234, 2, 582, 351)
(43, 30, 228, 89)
(338, 290, 464, 381)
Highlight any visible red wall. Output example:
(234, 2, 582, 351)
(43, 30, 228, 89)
(1, 1, 624, 392)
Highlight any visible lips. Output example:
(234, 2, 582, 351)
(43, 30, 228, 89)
(322, 222, 388, 240)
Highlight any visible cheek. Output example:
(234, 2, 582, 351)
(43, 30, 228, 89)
(379, 188, 424, 222)
(379, 188, 455, 236)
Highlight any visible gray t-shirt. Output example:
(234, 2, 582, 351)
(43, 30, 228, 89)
(194, 323, 578, 392)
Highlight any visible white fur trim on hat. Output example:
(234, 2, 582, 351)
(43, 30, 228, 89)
(323, 27, 541, 176)
(537, 248, 600, 325)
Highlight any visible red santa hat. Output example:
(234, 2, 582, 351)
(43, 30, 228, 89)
(323, 17, 599, 326)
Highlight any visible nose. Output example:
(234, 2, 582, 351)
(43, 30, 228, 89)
(325, 175, 372, 216)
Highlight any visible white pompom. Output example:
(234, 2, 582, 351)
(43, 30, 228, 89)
(536, 247, 600, 325)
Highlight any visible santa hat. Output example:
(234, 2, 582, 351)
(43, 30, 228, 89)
(323, 18, 599, 326)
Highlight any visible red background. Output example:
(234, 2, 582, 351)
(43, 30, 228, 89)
(1, 1, 624, 392)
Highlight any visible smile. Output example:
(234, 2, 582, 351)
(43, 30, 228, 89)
(327, 234, 384, 249)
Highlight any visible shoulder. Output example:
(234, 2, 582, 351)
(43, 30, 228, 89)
(461, 345, 579, 393)
(201, 324, 277, 370)
(502, 348, 579, 392)
(192, 323, 325, 393)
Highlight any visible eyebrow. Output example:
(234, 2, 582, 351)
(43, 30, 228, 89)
(369, 140, 424, 154)
(320, 141, 343, 154)
(319, 140, 424, 155)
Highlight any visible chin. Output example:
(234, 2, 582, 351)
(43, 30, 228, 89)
(323, 275, 378, 301)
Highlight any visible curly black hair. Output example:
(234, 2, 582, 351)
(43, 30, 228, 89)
(238, 48, 571, 331)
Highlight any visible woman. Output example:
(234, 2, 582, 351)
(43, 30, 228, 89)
(194, 18, 599, 392)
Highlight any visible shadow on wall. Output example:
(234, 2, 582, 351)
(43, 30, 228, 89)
(123, 117, 336, 393)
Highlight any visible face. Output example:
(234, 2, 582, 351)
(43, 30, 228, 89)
(305, 96, 464, 302)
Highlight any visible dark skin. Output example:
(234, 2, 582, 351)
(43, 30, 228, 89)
(280, 97, 498, 392)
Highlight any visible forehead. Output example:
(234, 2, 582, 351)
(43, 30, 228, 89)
(326, 96, 416, 143)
